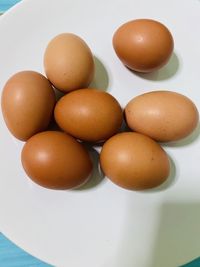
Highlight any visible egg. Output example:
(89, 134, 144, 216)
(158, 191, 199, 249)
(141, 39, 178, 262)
(44, 33, 94, 93)
(125, 91, 199, 142)
(113, 19, 174, 72)
(21, 131, 93, 189)
(1, 71, 56, 141)
(100, 132, 170, 190)
(54, 88, 123, 143)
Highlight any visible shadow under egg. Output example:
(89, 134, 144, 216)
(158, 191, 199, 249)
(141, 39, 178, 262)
(89, 55, 110, 91)
(129, 52, 180, 81)
(74, 145, 105, 190)
(161, 122, 200, 147)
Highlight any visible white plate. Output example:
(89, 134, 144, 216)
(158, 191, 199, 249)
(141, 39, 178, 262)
(0, 0, 200, 266)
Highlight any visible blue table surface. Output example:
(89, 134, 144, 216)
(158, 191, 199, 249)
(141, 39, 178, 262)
(0, 0, 20, 12)
(0, 1, 200, 267)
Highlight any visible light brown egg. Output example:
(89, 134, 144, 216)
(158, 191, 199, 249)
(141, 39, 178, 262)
(100, 132, 170, 190)
(44, 33, 94, 93)
(54, 88, 123, 143)
(113, 19, 174, 72)
(21, 131, 93, 189)
(1, 71, 56, 141)
(125, 91, 199, 142)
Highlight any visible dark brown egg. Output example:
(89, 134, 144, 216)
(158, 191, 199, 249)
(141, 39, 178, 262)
(113, 19, 174, 72)
(21, 131, 93, 189)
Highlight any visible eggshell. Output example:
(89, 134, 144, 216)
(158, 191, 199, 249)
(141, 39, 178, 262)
(21, 131, 93, 189)
(100, 132, 170, 190)
(1, 71, 56, 141)
(113, 19, 174, 72)
(125, 91, 199, 142)
(54, 88, 123, 142)
(44, 33, 94, 92)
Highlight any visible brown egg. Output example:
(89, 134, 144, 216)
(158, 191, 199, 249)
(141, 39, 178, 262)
(1, 71, 56, 141)
(100, 132, 170, 190)
(113, 19, 174, 72)
(21, 131, 93, 189)
(44, 33, 94, 93)
(125, 91, 199, 142)
(54, 88, 123, 143)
